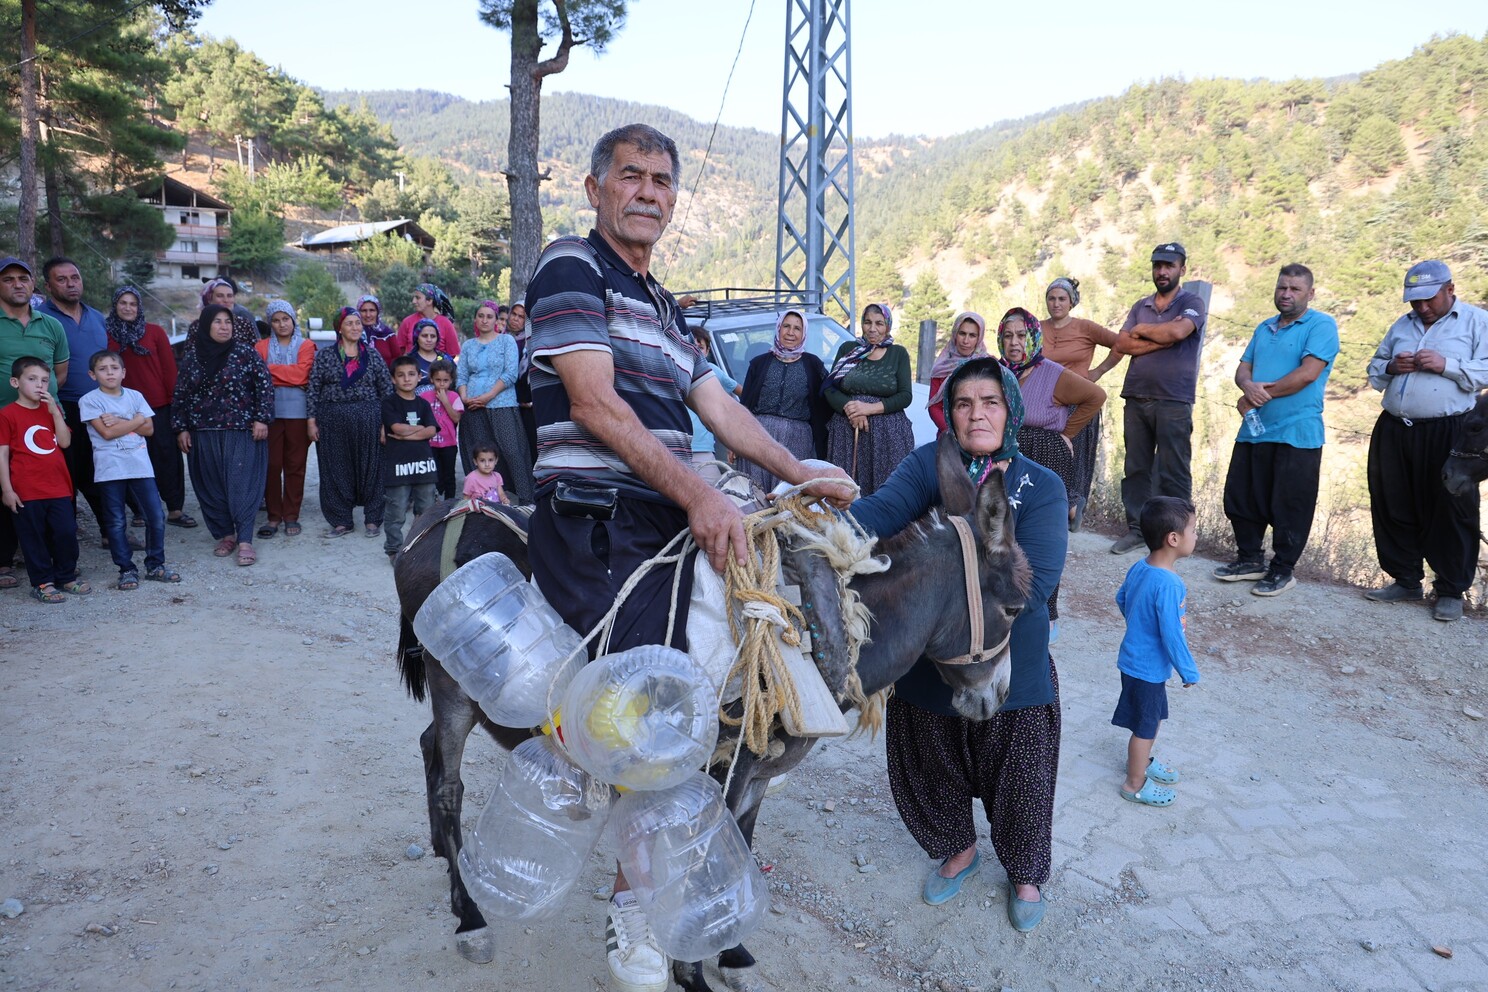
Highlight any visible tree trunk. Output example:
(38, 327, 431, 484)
(17, 0, 39, 267)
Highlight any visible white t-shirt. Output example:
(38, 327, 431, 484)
(79, 387, 155, 482)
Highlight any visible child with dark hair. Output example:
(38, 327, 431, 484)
(1111, 495, 1201, 807)
(417, 358, 463, 499)
(381, 355, 437, 563)
(0, 356, 88, 601)
(461, 444, 508, 505)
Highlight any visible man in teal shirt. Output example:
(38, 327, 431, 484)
(1212, 263, 1338, 597)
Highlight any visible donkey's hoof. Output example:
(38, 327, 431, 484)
(721, 964, 767, 992)
(673, 960, 714, 992)
(456, 926, 494, 963)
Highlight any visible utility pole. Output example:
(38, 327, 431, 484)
(775, 0, 856, 323)
(247, 138, 255, 180)
(18, 0, 38, 267)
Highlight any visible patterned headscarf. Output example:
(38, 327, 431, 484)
(412, 317, 441, 350)
(416, 283, 455, 319)
(334, 306, 368, 387)
(995, 307, 1044, 377)
(1046, 277, 1081, 309)
(475, 300, 503, 335)
(928, 311, 989, 406)
(199, 277, 234, 308)
(356, 294, 396, 342)
(770, 309, 808, 362)
(941, 357, 1024, 482)
(264, 299, 298, 331)
(824, 302, 896, 389)
(105, 286, 150, 356)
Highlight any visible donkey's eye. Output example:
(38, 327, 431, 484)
(1002, 606, 1021, 620)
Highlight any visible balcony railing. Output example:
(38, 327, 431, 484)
(170, 223, 223, 238)
(159, 249, 221, 264)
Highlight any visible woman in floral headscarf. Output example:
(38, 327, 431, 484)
(395, 283, 462, 358)
(737, 308, 829, 491)
(996, 306, 1105, 638)
(927, 311, 991, 434)
(356, 294, 400, 366)
(822, 302, 914, 496)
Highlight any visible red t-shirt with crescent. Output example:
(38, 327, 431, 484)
(0, 402, 73, 500)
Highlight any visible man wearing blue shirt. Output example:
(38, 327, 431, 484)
(1212, 264, 1338, 597)
(38, 257, 110, 532)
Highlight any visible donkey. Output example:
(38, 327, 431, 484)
(1442, 391, 1488, 496)
(392, 433, 1030, 992)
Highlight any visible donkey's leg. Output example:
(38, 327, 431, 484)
(672, 960, 717, 992)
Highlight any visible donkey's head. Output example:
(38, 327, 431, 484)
(1442, 391, 1488, 497)
(924, 430, 1031, 720)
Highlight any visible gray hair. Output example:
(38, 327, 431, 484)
(590, 124, 681, 185)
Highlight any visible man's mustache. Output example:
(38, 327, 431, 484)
(624, 205, 663, 219)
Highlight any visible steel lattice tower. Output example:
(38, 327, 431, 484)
(775, 0, 855, 321)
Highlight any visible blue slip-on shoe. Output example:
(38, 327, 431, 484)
(1146, 757, 1180, 785)
(1008, 886, 1046, 932)
(922, 851, 980, 906)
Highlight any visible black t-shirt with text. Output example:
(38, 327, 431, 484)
(381, 394, 437, 486)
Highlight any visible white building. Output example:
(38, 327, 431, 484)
(136, 176, 232, 287)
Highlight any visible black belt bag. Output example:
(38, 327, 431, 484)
(551, 481, 619, 521)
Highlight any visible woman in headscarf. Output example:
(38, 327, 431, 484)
(996, 307, 1106, 639)
(850, 358, 1066, 932)
(197, 278, 259, 346)
(105, 286, 195, 528)
(823, 302, 914, 496)
(737, 309, 828, 491)
(254, 301, 316, 538)
(1042, 277, 1121, 530)
(409, 318, 454, 388)
(927, 311, 991, 434)
(308, 306, 394, 537)
(172, 304, 274, 566)
(395, 283, 462, 358)
(356, 294, 400, 367)
(457, 300, 533, 503)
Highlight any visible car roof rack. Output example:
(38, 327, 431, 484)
(677, 288, 823, 321)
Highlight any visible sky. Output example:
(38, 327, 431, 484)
(194, 0, 1488, 138)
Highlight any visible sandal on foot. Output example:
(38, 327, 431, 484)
(364, 523, 381, 538)
(324, 525, 353, 538)
(213, 536, 237, 557)
(145, 566, 181, 583)
(117, 571, 140, 591)
(58, 579, 91, 596)
(0, 568, 17, 590)
(257, 522, 279, 539)
(236, 543, 257, 567)
(283, 521, 302, 537)
(1146, 757, 1180, 785)
(167, 513, 199, 528)
(1120, 781, 1175, 807)
(31, 583, 66, 604)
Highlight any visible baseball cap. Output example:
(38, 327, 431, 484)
(1402, 259, 1451, 302)
(1151, 242, 1187, 263)
(0, 256, 33, 277)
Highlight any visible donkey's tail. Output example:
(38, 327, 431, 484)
(397, 615, 428, 703)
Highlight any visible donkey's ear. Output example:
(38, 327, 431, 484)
(974, 468, 1015, 552)
(937, 429, 976, 516)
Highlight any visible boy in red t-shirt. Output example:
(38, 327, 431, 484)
(0, 356, 88, 601)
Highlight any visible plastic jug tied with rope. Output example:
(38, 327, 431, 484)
(608, 771, 769, 960)
(457, 735, 611, 920)
(559, 645, 720, 792)
(412, 552, 585, 728)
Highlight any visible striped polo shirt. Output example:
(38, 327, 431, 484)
(526, 230, 712, 503)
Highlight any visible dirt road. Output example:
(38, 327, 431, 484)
(3, 470, 1486, 992)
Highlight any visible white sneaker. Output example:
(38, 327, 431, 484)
(605, 891, 668, 992)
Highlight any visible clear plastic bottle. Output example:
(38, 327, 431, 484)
(608, 772, 769, 960)
(559, 645, 720, 792)
(457, 735, 611, 920)
(1243, 407, 1267, 437)
(412, 553, 585, 728)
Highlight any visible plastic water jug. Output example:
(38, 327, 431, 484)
(560, 645, 719, 791)
(457, 735, 610, 920)
(413, 552, 585, 728)
(608, 772, 769, 960)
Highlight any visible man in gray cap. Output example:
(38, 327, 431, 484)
(1109, 241, 1208, 554)
(1363, 259, 1488, 622)
(0, 255, 72, 590)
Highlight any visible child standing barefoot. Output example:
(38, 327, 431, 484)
(1113, 496, 1201, 806)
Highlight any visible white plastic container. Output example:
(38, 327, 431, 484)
(457, 735, 610, 920)
(412, 552, 584, 728)
(559, 645, 719, 792)
(608, 772, 769, 960)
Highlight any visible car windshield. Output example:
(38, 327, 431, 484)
(708, 314, 855, 381)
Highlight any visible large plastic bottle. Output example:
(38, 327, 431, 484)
(608, 772, 769, 960)
(457, 735, 610, 921)
(559, 645, 719, 792)
(413, 553, 585, 728)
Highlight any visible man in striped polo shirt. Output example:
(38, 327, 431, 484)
(524, 123, 854, 992)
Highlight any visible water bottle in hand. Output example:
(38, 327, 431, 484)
(1243, 408, 1266, 437)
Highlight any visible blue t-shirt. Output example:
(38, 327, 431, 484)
(689, 360, 738, 453)
(1115, 559, 1201, 685)
(1238, 309, 1339, 449)
(37, 299, 108, 404)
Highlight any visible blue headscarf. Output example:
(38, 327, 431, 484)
(823, 302, 896, 390)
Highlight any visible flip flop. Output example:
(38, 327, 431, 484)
(1120, 781, 1175, 807)
(257, 522, 278, 539)
(167, 513, 198, 528)
(283, 522, 302, 537)
(1146, 758, 1180, 785)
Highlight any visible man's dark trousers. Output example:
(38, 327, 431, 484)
(1120, 398, 1194, 532)
(1222, 442, 1322, 574)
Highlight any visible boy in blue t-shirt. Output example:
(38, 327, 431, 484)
(1112, 496, 1202, 807)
